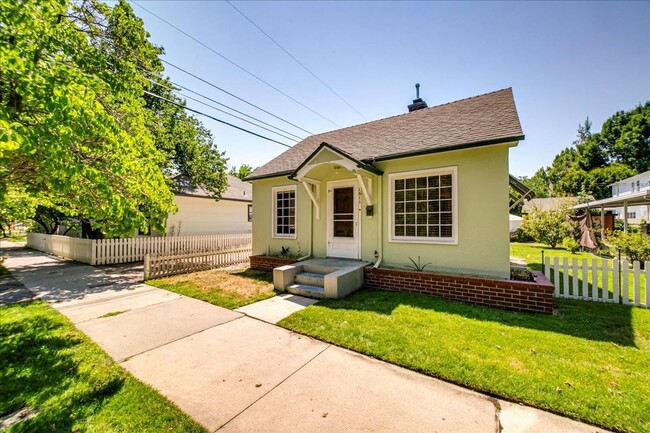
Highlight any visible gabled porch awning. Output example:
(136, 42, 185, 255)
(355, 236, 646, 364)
(288, 141, 383, 181)
(288, 142, 383, 220)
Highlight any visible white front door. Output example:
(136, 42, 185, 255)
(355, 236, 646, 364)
(327, 180, 359, 259)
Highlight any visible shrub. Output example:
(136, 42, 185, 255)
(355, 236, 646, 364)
(269, 245, 304, 259)
(510, 226, 534, 242)
(522, 204, 577, 248)
(562, 237, 580, 254)
(614, 218, 640, 233)
(606, 231, 650, 264)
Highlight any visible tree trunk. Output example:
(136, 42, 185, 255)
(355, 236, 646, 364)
(81, 219, 104, 239)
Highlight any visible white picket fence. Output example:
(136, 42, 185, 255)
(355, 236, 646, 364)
(144, 246, 252, 280)
(93, 233, 251, 265)
(544, 256, 649, 307)
(27, 233, 252, 266)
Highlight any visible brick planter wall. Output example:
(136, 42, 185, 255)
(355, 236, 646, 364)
(363, 267, 554, 314)
(249, 255, 298, 272)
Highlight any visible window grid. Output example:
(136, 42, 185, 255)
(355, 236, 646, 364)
(274, 190, 295, 236)
(393, 173, 453, 239)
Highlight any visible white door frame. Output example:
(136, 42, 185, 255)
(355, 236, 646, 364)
(326, 179, 360, 259)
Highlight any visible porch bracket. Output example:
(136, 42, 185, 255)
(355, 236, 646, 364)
(302, 180, 320, 220)
(356, 173, 373, 206)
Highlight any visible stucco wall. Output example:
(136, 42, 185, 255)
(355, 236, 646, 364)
(166, 195, 252, 236)
(251, 143, 512, 278)
(375, 144, 511, 278)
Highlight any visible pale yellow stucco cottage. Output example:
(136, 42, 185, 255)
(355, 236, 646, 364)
(246, 88, 524, 280)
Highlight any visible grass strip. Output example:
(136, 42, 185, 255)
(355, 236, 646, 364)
(147, 268, 275, 309)
(279, 290, 649, 433)
(0, 300, 207, 433)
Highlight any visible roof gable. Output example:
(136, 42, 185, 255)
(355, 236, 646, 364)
(290, 142, 383, 180)
(248, 88, 524, 180)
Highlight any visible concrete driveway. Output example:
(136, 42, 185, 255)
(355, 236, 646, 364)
(2, 245, 607, 433)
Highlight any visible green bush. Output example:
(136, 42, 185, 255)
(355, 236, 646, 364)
(510, 226, 534, 242)
(562, 236, 580, 253)
(607, 231, 650, 264)
(614, 218, 640, 233)
(522, 204, 577, 248)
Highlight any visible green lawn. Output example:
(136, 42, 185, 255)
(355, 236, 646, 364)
(511, 243, 647, 303)
(147, 268, 275, 309)
(0, 264, 9, 276)
(0, 300, 207, 433)
(3, 233, 27, 243)
(279, 291, 649, 433)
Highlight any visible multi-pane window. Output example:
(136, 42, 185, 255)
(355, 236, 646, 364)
(247, 204, 253, 222)
(390, 168, 456, 242)
(273, 187, 296, 238)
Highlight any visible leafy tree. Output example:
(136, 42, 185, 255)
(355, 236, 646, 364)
(29, 200, 85, 236)
(582, 164, 635, 200)
(522, 204, 577, 248)
(520, 168, 550, 198)
(0, 0, 175, 237)
(607, 231, 650, 264)
(0, 188, 37, 237)
(526, 104, 649, 200)
(1, 0, 229, 237)
(229, 164, 253, 180)
(31, 205, 69, 235)
(600, 103, 650, 173)
(144, 77, 228, 199)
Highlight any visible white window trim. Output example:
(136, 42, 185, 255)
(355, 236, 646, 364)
(272, 185, 297, 239)
(388, 166, 458, 245)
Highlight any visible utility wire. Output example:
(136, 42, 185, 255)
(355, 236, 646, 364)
(131, 1, 341, 128)
(226, 0, 367, 121)
(142, 72, 303, 141)
(143, 90, 292, 148)
(170, 86, 300, 143)
(161, 59, 313, 136)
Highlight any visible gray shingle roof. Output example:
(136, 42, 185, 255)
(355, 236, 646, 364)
(248, 88, 524, 180)
(521, 197, 580, 213)
(174, 175, 252, 202)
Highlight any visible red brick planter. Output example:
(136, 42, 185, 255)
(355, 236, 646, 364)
(249, 255, 298, 272)
(363, 267, 554, 314)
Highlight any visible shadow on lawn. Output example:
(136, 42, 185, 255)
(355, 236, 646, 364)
(319, 289, 637, 347)
(0, 302, 124, 432)
(230, 268, 273, 283)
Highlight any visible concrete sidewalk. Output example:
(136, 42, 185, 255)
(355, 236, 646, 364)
(2, 245, 607, 433)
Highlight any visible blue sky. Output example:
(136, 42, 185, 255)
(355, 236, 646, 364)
(128, 1, 650, 177)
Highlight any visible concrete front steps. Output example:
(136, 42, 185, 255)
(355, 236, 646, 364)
(275, 258, 370, 299)
(288, 271, 327, 298)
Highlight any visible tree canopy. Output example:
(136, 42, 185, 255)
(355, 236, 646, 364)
(520, 103, 649, 200)
(0, 0, 228, 237)
(229, 164, 254, 180)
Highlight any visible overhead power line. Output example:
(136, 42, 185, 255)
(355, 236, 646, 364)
(142, 72, 303, 141)
(161, 59, 313, 136)
(131, 1, 342, 128)
(226, 0, 367, 121)
(143, 90, 292, 148)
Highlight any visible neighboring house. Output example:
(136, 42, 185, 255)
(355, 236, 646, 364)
(162, 175, 252, 236)
(246, 88, 524, 279)
(610, 170, 650, 224)
(521, 197, 580, 214)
